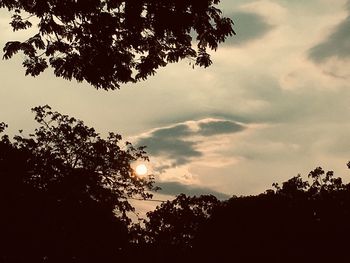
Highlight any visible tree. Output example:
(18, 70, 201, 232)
(127, 194, 220, 263)
(193, 167, 350, 263)
(1, 0, 235, 90)
(0, 105, 156, 262)
(142, 194, 219, 248)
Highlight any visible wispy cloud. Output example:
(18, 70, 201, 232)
(224, 11, 273, 46)
(309, 2, 350, 62)
(136, 118, 246, 168)
(308, 1, 350, 79)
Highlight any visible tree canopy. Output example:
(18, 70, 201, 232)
(1, 0, 234, 90)
(129, 167, 350, 263)
(2, 107, 350, 262)
(142, 194, 218, 248)
(0, 105, 156, 262)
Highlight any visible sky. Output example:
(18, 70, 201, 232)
(1, 0, 350, 211)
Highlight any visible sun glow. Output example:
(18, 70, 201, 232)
(135, 164, 148, 176)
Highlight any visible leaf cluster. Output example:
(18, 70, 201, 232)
(1, 0, 234, 89)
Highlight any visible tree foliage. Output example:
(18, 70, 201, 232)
(193, 167, 350, 262)
(1, 0, 234, 90)
(0, 105, 156, 262)
(2, 107, 350, 262)
(127, 194, 219, 263)
(129, 167, 350, 263)
(142, 194, 219, 248)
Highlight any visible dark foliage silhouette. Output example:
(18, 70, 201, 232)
(1, 0, 234, 90)
(143, 194, 219, 248)
(127, 167, 350, 263)
(0, 106, 156, 262)
(193, 168, 350, 263)
(127, 194, 219, 262)
(2, 109, 350, 262)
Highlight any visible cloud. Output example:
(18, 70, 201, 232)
(309, 10, 350, 62)
(156, 181, 230, 200)
(308, 1, 350, 78)
(137, 124, 202, 166)
(136, 119, 246, 168)
(150, 124, 192, 138)
(198, 120, 245, 136)
(224, 11, 273, 46)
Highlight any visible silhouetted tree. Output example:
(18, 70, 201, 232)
(1, 0, 234, 90)
(123, 166, 350, 263)
(143, 194, 219, 247)
(193, 167, 350, 263)
(128, 194, 220, 262)
(3, 107, 350, 263)
(0, 105, 156, 262)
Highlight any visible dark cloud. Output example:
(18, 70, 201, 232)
(156, 181, 230, 200)
(138, 124, 202, 165)
(137, 119, 246, 168)
(224, 12, 273, 46)
(151, 124, 192, 138)
(309, 3, 350, 62)
(138, 132, 201, 163)
(198, 120, 244, 136)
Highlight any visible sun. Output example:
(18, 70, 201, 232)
(135, 164, 148, 176)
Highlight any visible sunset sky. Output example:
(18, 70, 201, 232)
(1, 0, 350, 209)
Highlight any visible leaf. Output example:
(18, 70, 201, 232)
(27, 34, 45, 50)
(3, 41, 21, 59)
(10, 14, 32, 31)
(195, 52, 212, 68)
(23, 57, 48, 77)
